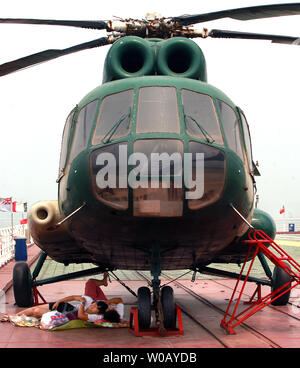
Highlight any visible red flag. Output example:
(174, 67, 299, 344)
(280, 206, 285, 214)
(20, 218, 27, 225)
(0, 197, 12, 212)
(13, 201, 26, 212)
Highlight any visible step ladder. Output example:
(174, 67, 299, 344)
(221, 229, 300, 335)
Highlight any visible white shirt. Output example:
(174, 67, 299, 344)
(81, 295, 124, 323)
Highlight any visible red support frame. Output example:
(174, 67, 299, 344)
(221, 229, 300, 335)
(33, 286, 47, 306)
(243, 283, 262, 305)
(129, 305, 184, 336)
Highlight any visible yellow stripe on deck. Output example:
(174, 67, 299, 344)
(276, 240, 300, 247)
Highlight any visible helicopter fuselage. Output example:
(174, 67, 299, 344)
(28, 37, 276, 271)
(32, 75, 258, 269)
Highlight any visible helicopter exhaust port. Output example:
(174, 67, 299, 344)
(29, 200, 61, 233)
(36, 208, 48, 220)
(30, 201, 58, 226)
(28, 200, 72, 241)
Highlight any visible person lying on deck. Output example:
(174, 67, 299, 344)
(14, 273, 124, 323)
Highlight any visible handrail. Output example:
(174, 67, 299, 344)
(0, 224, 29, 267)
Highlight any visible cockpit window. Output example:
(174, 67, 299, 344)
(240, 111, 254, 172)
(69, 100, 99, 162)
(92, 89, 134, 145)
(136, 87, 180, 133)
(59, 108, 74, 174)
(217, 100, 244, 160)
(181, 89, 224, 145)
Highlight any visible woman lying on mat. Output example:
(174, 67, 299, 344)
(14, 273, 124, 323)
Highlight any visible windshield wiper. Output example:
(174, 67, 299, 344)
(101, 107, 131, 144)
(184, 112, 215, 143)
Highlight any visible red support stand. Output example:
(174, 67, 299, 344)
(243, 283, 262, 305)
(221, 229, 300, 335)
(33, 286, 47, 306)
(129, 305, 184, 337)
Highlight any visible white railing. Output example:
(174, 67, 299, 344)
(0, 225, 28, 267)
(275, 218, 300, 233)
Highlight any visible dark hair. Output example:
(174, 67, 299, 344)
(96, 301, 108, 314)
(103, 309, 120, 323)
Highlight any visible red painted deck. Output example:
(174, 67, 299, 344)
(2, 245, 300, 349)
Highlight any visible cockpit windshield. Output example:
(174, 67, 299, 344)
(136, 87, 180, 133)
(217, 100, 243, 160)
(92, 89, 134, 145)
(181, 89, 224, 145)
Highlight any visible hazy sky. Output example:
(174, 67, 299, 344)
(0, 0, 300, 226)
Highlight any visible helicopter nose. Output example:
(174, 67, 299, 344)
(90, 140, 226, 216)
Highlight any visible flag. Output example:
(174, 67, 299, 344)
(20, 218, 27, 225)
(12, 201, 27, 213)
(0, 197, 12, 212)
(280, 206, 285, 214)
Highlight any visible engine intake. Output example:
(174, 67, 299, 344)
(156, 37, 207, 81)
(102, 36, 207, 83)
(102, 36, 155, 83)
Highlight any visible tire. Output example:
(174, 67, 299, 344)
(13, 262, 34, 307)
(161, 286, 176, 328)
(137, 286, 151, 329)
(271, 262, 292, 306)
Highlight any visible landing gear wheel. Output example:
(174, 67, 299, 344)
(137, 286, 151, 329)
(271, 262, 292, 306)
(13, 262, 34, 307)
(161, 286, 176, 328)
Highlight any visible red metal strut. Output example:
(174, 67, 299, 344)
(129, 305, 184, 336)
(221, 229, 300, 335)
(33, 286, 47, 306)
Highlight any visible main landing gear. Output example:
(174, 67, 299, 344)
(271, 262, 292, 306)
(12, 251, 108, 307)
(13, 261, 34, 307)
(220, 229, 299, 334)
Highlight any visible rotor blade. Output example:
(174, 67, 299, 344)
(0, 37, 111, 77)
(173, 3, 300, 25)
(208, 29, 300, 45)
(0, 18, 109, 30)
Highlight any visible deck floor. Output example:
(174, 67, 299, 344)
(2, 241, 300, 350)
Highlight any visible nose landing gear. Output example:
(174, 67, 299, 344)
(129, 243, 183, 336)
(136, 284, 176, 330)
(137, 286, 151, 329)
(129, 283, 183, 336)
(161, 285, 176, 329)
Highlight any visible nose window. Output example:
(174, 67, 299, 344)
(188, 141, 226, 210)
(136, 87, 180, 133)
(90, 142, 129, 210)
(132, 139, 184, 217)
